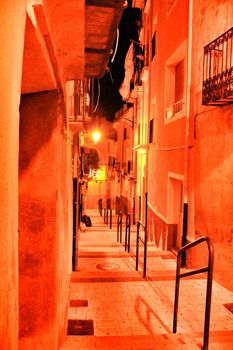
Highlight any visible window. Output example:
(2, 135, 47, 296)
(165, 60, 184, 119)
(165, 40, 187, 121)
(127, 160, 133, 174)
(149, 119, 154, 143)
(174, 60, 184, 114)
(123, 127, 128, 140)
(151, 32, 156, 61)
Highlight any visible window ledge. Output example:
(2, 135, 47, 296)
(164, 109, 186, 124)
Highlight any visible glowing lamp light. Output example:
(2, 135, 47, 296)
(92, 130, 101, 144)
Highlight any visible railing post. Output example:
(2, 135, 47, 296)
(109, 208, 112, 229)
(117, 211, 122, 243)
(136, 221, 139, 271)
(173, 236, 214, 350)
(143, 227, 147, 278)
(173, 254, 181, 333)
(133, 197, 136, 225)
(98, 198, 103, 216)
(203, 238, 214, 350)
(125, 214, 128, 252)
(120, 212, 122, 243)
(125, 214, 131, 252)
(127, 214, 131, 253)
(139, 195, 141, 221)
(143, 193, 148, 278)
(106, 208, 108, 225)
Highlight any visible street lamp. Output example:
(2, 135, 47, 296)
(91, 130, 101, 144)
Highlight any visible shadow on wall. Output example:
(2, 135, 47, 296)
(19, 90, 61, 175)
(148, 210, 168, 250)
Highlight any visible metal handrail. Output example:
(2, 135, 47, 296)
(103, 208, 108, 225)
(135, 192, 148, 278)
(98, 198, 103, 216)
(109, 208, 112, 229)
(117, 211, 123, 243)
(125, 214, 131, 252)
(135, 220, 147, 278)
(173, 236, 214, 350)
(133, 197, 136, 225)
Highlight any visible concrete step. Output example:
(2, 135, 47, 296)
(60, 333, 200, 349)
(60, 330, 233, 349)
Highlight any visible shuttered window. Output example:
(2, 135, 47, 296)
(151, 32, 156, 60)
(175, 60, 184, 102)
(149, 119, 154, 143)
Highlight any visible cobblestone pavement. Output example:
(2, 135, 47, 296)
(61, 209, 233, 349)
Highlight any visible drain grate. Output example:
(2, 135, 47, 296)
(96, 262, 120, 271)
(224, 303, 233, 314)
(67, 319, 94, 335)
(70, 299, 88, 307)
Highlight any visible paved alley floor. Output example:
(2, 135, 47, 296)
(61, 209, 233, 349)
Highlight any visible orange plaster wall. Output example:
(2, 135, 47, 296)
(188, 0, 233, 292)
(0, 1, 27, 349)
(18, 91, 69, 349)
(148, 0, 188, 217)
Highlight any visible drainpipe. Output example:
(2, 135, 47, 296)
(182, 0, 193, 257)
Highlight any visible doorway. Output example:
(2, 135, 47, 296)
(167, 175, 183, 249)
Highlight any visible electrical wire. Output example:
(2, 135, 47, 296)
(111, 28, 119, 63)
(93, 78, 100, 113)
(106, 67, 114, 84)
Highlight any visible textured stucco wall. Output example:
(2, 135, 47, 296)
(148, 0, 188, 218)
(0, 1, 27, 349)
(188, 0, 233, 292)
(19, 91, 70, 349)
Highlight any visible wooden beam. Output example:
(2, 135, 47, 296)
(85, 47, 106, 54)
(86, 0, 124, 9)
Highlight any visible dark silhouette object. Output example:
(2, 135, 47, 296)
(81, 215, 92, 227)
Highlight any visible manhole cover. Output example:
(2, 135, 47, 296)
(96, 263, 120, 271)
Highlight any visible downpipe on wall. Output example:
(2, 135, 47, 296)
(182, 0, 193, 264)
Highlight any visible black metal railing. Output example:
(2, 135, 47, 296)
(173, 236, 214, 350)
(109, 208, 112, 229)
(124, 214, 131, 253)
(133, 197, 136, 225)
(202, 27, 233, 106)
(103, 208, 108, 225)
(103, 207, 112, 229)
(139, 195, 141, 220)
(117, 211, 122, 243)
(98, 198, 103, 216)
(117, 211, 123, 243)
(135, 193, 148, 278)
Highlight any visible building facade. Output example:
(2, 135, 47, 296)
(115, 0, 233, 292)
(0, 1, 124, 349)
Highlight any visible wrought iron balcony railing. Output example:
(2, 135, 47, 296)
(202, 27, 233, 106)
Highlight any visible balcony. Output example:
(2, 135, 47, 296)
(202, 27, 233, 106)
(166, 99, 184, 119)
(66, 78, 92, 132)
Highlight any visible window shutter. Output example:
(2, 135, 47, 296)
(175, 60, 184, 102)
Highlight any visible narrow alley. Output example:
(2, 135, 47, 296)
(61, 210, 233, 349)
(1, 1, 233, 350)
